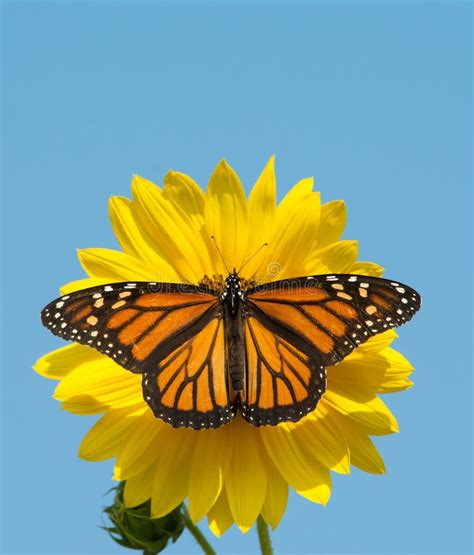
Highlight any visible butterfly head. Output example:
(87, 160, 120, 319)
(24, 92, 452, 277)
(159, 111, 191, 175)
(220, 271, 245, 310)
(225, 270, 241, 290)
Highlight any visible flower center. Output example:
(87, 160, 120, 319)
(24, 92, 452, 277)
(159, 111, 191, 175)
(198, 274, 258, 292)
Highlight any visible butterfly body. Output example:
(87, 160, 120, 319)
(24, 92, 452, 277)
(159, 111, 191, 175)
(221, 272, 246, 394)
(41, 273, 421, 429)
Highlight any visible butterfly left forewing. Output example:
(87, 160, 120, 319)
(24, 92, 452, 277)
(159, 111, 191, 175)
(41, 281, 220, 374)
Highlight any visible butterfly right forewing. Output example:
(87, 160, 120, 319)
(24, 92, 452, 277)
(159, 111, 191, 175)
(246, 274, 421, 366)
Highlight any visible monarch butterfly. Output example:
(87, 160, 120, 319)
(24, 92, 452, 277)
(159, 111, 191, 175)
(41, 261, 421, 429)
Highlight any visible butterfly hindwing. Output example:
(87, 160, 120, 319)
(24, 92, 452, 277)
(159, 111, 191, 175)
(241, 315, 326, 426)
(246, 274, 421, 368)
(41, 282, 221, 374)
(143, 317, 237, 429)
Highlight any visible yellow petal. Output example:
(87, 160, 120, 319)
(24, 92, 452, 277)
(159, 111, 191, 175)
(60, 277, 116, 295)
(109, 195, 181, 281)
(349, 329, 398, 358)
(163, 170, 206, 230)
(113, 411, 164, 480)
(207, 490, 234, 537)
(225, 418, 268, 530)
(188, 427, 231, 523)
(377, 348, 414, 392)
(317, 200, 346, 248)
(132, 175, 207, 282)
(78, 248, 158, 281)
(350, 434, 386, 474)
(245, 157, 277, 276)
(305, 240, 358, 275)
(54, 358, 143, 413)
(205, 160, 249, 272)
(163, 170, 216, 275)
(296, 404, 350, 474)
(33, 344, 100, 380)
(322, 390, 399, 435)
(259, 191, 321, 281)
(109, 196, 149, 259)
(150, 426, 197, 518)
(277, 177, 313, 213)
(260, 458, 288, 530)
(350, 261, 384, 277)
(328, 348, 414, 394)
(124, 464, 156, 507)
(331, 412, 386, 474)
(78, 406, 144, 461)
(237, 523, 252, 534)
(260, 424, 331, 505)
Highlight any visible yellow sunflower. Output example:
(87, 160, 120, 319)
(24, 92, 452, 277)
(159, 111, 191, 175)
(34, 157, 413, 536)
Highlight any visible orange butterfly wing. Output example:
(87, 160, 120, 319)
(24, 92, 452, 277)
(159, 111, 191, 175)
(143, 317, 236, 428)
(41, 282, 221, 375)
(41, 281, 234, 428)
(241, 315, 326, 426)
(241, 274, 421, 426)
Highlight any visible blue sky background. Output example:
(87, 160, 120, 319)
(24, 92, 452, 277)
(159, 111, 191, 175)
(1, 2, 472, 554)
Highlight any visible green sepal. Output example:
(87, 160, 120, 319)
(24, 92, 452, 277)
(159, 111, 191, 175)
(102, 482, 185, 553)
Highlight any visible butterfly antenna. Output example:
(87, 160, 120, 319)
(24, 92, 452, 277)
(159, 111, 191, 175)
(237, 242, 269, 274)
(210, 236, 231, 274)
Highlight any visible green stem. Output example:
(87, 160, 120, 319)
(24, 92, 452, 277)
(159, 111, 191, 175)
(257, 516, 273, 555)
(181, 505, 217, 555)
